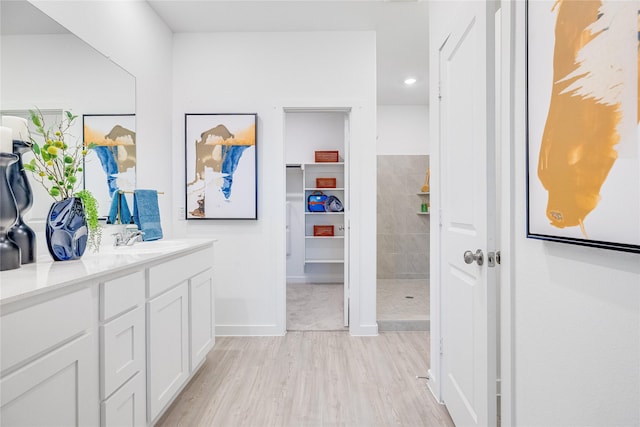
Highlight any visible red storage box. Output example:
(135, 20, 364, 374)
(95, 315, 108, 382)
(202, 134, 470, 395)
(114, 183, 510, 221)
(315, 150, 339, 162)
(316, 177, 337, 188)
(313, 225, 334, 237)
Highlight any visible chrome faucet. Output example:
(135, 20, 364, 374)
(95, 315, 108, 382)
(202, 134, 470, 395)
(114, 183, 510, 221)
(124, 230, 145, 246)
(113, 225, 145, 247)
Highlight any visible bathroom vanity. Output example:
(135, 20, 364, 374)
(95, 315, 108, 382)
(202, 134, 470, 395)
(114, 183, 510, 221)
(0, 239, 215, 426)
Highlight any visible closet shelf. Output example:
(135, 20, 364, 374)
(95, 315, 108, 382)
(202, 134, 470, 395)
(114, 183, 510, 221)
(305, 187, 345, 191)
(305, 162, 344, 166)
(305, 212, 344, 215)
(304, 259, 345, 264)
(305, 235, 344, 239)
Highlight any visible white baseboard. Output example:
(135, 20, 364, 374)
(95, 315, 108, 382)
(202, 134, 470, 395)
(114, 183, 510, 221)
(286, 275, 344, 284)
(349, 323, 378, 336)
(285, 276, 308, 284)
(215, 324, 284, 336)
(427, 368, 444, 404)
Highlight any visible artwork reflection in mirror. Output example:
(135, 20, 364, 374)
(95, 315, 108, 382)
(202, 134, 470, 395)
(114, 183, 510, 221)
(83, 114, 136, 220)
(1, 0, 136, 221)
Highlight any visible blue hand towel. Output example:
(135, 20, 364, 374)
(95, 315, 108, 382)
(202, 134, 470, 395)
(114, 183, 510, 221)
(107, 191, 132, 224)
(133, 189, 163, 241)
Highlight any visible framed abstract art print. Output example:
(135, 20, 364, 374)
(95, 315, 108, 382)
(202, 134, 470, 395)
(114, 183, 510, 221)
(526, 1, 639, 253)
(185, 113, 257, 220)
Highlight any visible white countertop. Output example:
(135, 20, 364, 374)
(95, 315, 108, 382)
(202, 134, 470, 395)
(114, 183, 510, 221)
(0, 239, 215, 306)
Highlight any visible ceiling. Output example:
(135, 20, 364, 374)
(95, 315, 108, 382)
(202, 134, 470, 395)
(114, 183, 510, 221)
(148, 0, 429, 105)
(1, 0, 429, 105)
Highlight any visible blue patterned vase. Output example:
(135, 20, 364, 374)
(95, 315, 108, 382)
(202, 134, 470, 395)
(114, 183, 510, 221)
(46, 197, 88, 261)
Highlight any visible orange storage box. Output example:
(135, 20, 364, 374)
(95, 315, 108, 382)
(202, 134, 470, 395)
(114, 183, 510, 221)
(316, 177, 337, 188)
(315, 150, 339, 162)
(313, 225, 334, 237)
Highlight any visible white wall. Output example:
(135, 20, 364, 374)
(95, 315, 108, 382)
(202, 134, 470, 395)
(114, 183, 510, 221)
(285, 111, 346, 164)
(377, 105, 429, 155)
(511, 3, 640, 425)
(171, 32, 377, 335)
(1, 34, 135, 224)
(31, 0, 174, 238)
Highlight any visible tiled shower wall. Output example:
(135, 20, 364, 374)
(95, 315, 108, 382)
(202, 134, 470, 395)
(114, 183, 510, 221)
(377, 155, 430, 279)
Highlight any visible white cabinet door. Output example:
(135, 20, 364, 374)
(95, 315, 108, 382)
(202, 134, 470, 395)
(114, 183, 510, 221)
(102, 371, 145, 427)
(101, 306, 145, 399)
(0, 334, 97, 427)
(189, 269, 215, 371)
(147, 283, 189, 422)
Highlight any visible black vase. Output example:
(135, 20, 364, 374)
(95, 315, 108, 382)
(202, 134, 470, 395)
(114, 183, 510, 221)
(8, 140, 36, 264)
(46, 197, 88, 261)
(0, 153, 21, 271)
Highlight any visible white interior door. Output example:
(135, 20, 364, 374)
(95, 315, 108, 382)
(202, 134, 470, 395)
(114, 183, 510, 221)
(438, 2, 497, 426)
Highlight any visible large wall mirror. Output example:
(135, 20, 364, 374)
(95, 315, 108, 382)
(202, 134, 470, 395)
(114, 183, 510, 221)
(0, 0, 136, 220)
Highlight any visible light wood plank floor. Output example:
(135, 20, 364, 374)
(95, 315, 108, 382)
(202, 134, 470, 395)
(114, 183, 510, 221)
(156, 331, 454, 427)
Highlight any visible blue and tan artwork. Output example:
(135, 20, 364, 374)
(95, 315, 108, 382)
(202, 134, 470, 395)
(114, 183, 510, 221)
(185, 114, 257, 219)
(83, 114, 136, 218)
(527, 0, 639, 251)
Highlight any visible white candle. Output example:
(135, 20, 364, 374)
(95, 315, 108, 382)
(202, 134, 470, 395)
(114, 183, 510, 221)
(1, 116, 29, 142)
(0, 126, 13, 153)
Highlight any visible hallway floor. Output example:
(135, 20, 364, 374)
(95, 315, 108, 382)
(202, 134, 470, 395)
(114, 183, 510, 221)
(156, 331, 454, 427)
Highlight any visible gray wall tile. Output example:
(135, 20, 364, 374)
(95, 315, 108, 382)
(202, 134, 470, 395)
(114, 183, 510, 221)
(377, 155, 430, 279)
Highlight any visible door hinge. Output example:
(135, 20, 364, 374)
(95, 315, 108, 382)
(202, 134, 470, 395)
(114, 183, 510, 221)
(496, 250, 501, 265)
(440, 337, 444, 355)
(438, 209, 443, 228)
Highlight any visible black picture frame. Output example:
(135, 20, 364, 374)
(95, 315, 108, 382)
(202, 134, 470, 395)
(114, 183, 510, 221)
(525, 1, 639, 253)
(184, 113, 258, 220)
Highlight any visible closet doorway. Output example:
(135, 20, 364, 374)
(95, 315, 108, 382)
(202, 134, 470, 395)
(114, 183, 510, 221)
(284, 109, 350, 331)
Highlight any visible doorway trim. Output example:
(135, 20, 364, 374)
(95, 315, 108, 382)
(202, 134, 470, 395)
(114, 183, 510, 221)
(276, 99, 375, 336)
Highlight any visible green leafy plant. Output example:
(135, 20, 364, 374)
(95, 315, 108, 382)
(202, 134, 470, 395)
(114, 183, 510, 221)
(76, 189, 102, 252)
(23, 109, 96, 199)
(23, 108, 102, 252)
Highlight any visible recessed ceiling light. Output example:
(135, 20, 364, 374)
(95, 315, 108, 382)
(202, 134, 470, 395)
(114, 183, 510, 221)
(404, 77, 417, 85)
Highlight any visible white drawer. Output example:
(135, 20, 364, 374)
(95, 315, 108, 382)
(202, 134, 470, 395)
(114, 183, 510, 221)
(148, 247, 212, 298)
(101, 371, 146, 427)
(101, 306, 145, 399)
(101, 270, 145, 321)
(1, 288, 92, 373)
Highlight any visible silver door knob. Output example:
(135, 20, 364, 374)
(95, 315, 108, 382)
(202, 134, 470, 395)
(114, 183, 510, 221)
(463, 249, 484, 266)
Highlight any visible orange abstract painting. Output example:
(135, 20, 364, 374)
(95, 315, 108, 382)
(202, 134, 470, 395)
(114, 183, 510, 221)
(527, 0, 639, 252)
